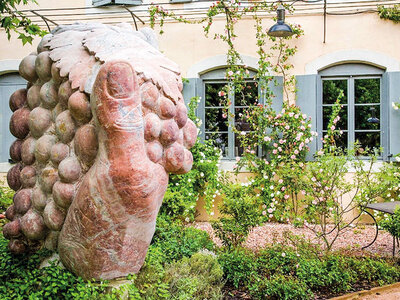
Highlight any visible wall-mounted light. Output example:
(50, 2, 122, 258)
(267, 5, 294, 38)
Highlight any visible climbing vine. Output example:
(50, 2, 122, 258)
(149, 1, 308, 223)
(378, 4, 400, 23)
(148, 1, 303, 100)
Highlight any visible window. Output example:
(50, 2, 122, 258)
(198, 69, 260, 159)
(202, 81, 258, 158)
(318, 63, 387, 154)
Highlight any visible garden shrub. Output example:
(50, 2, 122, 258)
(161, 96, 221, 222)
(135, 261, 170, 299)
(234, 102, 314, 223)
(249, 274, 313, 300)
(164, 252, 224, 300)
(347, 257, 400, 285)
(296, 255, 354, 293)
(218, 248, 258, 289)
(217, 242, 400, 300)
(380, 206, 400, 239)
(211, 176, 264, 248)
(150, 216, 214, 265)
(136, 252, 224, 300)
(256, 246, 300, 277)
(0, 236, 112, 299)
(0, 182, 13, 219)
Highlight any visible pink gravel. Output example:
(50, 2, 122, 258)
(192, 222, 396, 256)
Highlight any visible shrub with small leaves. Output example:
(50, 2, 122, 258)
(250, 274, 313, 300)
(212, 176, 264, 248)
(380, 206, 400, 239)
(161, 96, 221, 222)
(0, 236, 110, 299)
(164, 252, 224, 300)
(150, 216, 215, 265)
(0, 182, 13, 212)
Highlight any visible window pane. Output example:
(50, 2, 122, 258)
(205, 132, 228, 157)
(205, 83, 226, 107)
(235, 108, 251, 131)
(234, 134, 250, 157)
(355, 132, 380, 150)
(235, 81, 258, 106)
(205, 108, 228, 131)
(322, 79, 348, 104)
(355, 78, 380, 104)
(355, 105, 380, 130)
(323, 131, 348, 150)
(323, 106, 348, 130)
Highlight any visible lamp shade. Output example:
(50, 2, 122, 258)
(268, 5, 294, 38)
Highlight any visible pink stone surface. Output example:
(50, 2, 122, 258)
(6, 23, 196, 281)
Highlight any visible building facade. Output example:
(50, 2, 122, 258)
(1, 0, 400, 175)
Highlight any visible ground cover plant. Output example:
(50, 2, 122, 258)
(0, 184, 13, 227)
(0, 215, 220, 300)
(219, 242, 400, 299)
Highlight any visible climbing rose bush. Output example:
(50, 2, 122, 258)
(234, 102, 314, 222)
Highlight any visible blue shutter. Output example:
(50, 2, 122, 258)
(269, 76, 283, 113)
(296, 75, 318, 161)
(92, 0, 112, 6)
(0, 74, 26, 163)
(114, 0, 142, 4)
(93, 0, 142, 6)
(182, 78, 201, 107)
(385, 72, 400, 160)
(182, 78, 203, 138)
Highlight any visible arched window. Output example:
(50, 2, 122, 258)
(317, 63, 387, 154)
(183, 60, 284, 161)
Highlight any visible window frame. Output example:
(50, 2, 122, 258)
(317, 65, 389, 159)
(198, 70, 263, 160)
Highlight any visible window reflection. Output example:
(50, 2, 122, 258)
(321, 77, 381, 152)
(323, 80, 347, 104)
(355, 78, 380, 104)
(205, 132, 228, 157)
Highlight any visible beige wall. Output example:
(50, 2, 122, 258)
(0, 1, 85, 66)
(155, 13, 400, 77)
(2, 2, 400, 76)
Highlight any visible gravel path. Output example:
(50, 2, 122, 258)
(193, 222, 396, 256)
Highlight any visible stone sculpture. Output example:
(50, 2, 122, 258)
(3, 23, 197, 280)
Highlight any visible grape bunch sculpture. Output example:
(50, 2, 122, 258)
(3, 23, 197, 280)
